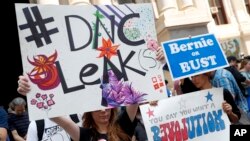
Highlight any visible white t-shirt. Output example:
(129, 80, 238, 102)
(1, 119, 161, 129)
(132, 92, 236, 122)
(27, 115, 82, 141)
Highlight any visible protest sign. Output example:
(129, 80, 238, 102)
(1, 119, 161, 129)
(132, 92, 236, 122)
(140, 88, 230, 141)
(161, 34, 228, 80)
(15, 3, 166, 120)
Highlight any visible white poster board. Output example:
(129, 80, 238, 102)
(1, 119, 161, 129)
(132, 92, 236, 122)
(15, 3, 167, 120)
(140, 88, 230, 141)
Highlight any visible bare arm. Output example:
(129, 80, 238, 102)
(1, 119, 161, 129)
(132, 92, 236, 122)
(126, 104, 139, 122)
(17, 75, 30, 96)
(17, 76, 80, 140)
(245, 79, 250, 86)
(0, 128, 8, 141)
(51, 116, 80, 141)
(156, 46, 166, 62)
(222, 101, 239, 123)
(132, 135, 137, 141)
(11, 130, 26, 141)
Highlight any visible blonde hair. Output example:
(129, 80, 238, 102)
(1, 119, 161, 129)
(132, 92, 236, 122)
(240, 59, 250, 70)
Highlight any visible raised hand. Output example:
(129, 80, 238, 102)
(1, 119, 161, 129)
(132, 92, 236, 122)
(156, 46, 165, 62)
(17, 75, 31, 96)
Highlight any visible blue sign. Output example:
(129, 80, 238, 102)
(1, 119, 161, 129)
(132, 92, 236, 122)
(161, 34, 228, 80)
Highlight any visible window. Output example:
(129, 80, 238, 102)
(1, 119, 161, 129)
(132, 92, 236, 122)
(245, 0, 250, 14)
(208, 0, 228, 25)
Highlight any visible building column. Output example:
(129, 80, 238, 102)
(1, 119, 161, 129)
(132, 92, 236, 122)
(151, 0, 159, 19)
(230, 0, 250, 55)
(179, 0, 194, 10)
(92, 0, 112, 5)
(242, 36, 250, 55)
(68, 0, 91, 5)
(37, 0, 59, 4)
(230, 0, 250, 22)
(156, 0, 178, 15)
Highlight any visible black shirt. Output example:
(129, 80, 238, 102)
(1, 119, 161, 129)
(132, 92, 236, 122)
(79, 109, 137, 141)
(223, 89, 241, 120)
(225, 66, 246, 95)
(8, 112, 30, 138)
(134, 122, 148, 141)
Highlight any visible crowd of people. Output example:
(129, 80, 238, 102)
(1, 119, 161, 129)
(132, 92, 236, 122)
(1, 46, 250, 141)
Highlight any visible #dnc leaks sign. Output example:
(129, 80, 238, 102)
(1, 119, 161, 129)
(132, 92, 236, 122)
(15, 3, 167, 120)
(161, 34, 228, 80)
(140, 88, 230, 141)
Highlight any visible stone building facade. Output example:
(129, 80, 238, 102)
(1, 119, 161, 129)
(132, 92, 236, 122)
(29, 0, 250, 57)
(26, 0, 250, 89)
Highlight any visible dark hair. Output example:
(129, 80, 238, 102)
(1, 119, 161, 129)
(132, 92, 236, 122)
(227, 56, 240, 63)
(163, 63, 169, 71)
(244, 55, 250, 60)
(83, 109, 131, 141)
(180, 78, 200, 93)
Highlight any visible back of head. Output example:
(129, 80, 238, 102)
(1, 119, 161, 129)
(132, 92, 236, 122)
(227, 56, 240, 63)
(227, 56, 241, 69)
(240, 58, 250, 70)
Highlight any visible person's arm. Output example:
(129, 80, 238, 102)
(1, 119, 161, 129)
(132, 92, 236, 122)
(126, 104, 139, 122)
(118, 107, 138, 138)
(51, 116, 80, 141)
(11, 130, 26, 141)
(222, 101, 239, 123)
(156, 46, 166, 62)
(0, 107, 8, 141)
(17, 76, 80, 140)
(17, 75, 30, 96)
(0, 128, 8, 141)
(131, 135, 137, 141)
(8, 114, 26, 141)
(241, 72, 250, 86)
(223, 89, 241, 123)
(244, 79, 250, 86)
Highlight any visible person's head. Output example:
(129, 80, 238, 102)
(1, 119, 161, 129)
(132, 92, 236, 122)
(83, 108, 130, 141)
(83, 108, 115, 129)
(240, 58, 250, 71)
(244, 55, 250, 60)
(227, 56, 240, 68)
(191, 72, 211, 90)
(10, 97, 26, 115)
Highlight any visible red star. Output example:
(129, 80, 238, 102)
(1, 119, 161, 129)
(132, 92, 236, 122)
(97, 38, 119, 59)
(146, 108, 154, 118)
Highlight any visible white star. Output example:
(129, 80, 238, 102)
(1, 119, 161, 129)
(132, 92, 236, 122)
(178, 98, 186, 110)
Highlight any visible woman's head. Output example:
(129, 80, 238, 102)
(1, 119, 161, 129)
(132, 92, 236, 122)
(83, 108, 117, 129)
(83, 108, 131, 141)
(240, 58, 250, 71)
(191, 73, 211, 89)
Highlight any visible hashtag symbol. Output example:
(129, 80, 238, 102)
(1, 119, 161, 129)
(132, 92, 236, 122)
(19, 6, 59, 48)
